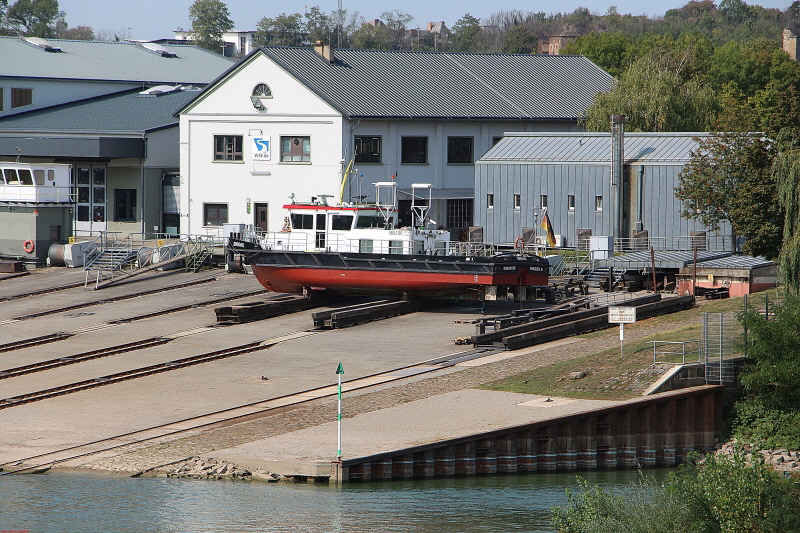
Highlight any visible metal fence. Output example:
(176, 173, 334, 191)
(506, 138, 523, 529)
(702, 312, 742, 383)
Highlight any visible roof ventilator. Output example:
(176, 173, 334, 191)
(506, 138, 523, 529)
(24, 37, 62, 52)
(140, 42, 178, 58)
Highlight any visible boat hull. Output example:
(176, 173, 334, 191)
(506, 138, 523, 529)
(244, 250, 549, 298)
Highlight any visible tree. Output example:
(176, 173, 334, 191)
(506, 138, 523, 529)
(771, 128, 800, 291)
(350, 21, 391, 50)
(380, 9, 412, 49)
(254, 13, 304, 47)
(54, 19, 94, 39)
(6, 0, 62, 37)
(305, 6, 332, 45)
(560, 31, 635, 78)
(501, 24, 536, 54)
(450, 13, 481, 53)
(188, 0, 233, 53)
(675, 133, 781, 257)
(583, 46, 718, 132)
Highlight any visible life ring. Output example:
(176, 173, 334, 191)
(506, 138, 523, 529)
(23, 239, 35, 254)
(514, 236, 525, 250)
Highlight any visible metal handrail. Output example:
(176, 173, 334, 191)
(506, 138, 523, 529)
(649, 340, 701, 365)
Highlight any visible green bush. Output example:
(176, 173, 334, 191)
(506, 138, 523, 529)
(732, 398, 800, 450)
(551, 453, 800, 533)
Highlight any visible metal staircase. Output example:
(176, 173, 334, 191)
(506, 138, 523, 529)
(84, 241, 138, 290)
(585, 267, 625, 290)
(185, 237, 214, 273)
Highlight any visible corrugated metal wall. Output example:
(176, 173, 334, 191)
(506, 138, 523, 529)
(476, 161, 731, 246)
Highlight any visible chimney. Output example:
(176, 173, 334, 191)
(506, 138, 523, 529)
(610, 114, 628, 240)
(314, 40, 335, 63)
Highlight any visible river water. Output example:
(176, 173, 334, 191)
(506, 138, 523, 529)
(1, 469, 668, 533)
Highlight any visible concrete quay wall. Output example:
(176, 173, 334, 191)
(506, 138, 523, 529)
(338, 385, 722, 482)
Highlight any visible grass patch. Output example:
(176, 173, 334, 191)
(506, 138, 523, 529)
(479, 293, 754, 400)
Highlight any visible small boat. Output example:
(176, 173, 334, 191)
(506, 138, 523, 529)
(227, 182, 549, 300)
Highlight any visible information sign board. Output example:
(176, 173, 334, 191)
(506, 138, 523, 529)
(608, 306, 637, 324)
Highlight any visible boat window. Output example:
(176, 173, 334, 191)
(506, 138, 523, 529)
(359, 239, 373, 253)
(290, 213, 313, 229)
(331, 215, 353, 230)
(355, 215, 386, 229)
(389, 240, 404, 254)
(4, 169, 19, 184)
(34, 169, 45, 185)
(18, 169, 33, 185)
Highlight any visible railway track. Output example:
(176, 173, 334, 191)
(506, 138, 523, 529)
(0, 345, 499, 475)
(0, 339, 283, 410)
(0, 337, 172, 379)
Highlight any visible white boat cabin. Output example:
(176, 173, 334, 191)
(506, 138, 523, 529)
(256, 183, 451, 255)
(0, 163, 72, 204)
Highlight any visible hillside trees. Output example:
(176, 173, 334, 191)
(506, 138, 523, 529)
(188, 0, 234, 53)
(583, 38, 718, 132)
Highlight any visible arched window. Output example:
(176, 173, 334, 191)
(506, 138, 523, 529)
(252, 83, 272, 99)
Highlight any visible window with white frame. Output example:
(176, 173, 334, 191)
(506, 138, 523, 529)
(513, 194, 521, 209)
(596, 196, 603, 211)
(281, 136, 311, 162)
(214, 135, 243, 161)
(487, 193, 494, 208)
(568, 195, 575, 211)
(541, 194, 548, 208)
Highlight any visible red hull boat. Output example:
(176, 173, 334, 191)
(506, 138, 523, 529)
(245, 250, 549, 299)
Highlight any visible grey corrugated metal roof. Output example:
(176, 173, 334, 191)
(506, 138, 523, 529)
(597, 250, 732, 270)
(689, 255, 774, 270)
(256, 48, 613, 119)
(1, 37, 233, 84)
(0, 88, 199, 133)
(479, 132, 708, 164)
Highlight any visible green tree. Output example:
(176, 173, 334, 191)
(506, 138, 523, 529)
(450, 13, 481, 53)
(305, 6, 332, 45)
(254, 13, 304, 47)
(675, 133, 781, 257)
(501, 24, 536, 54)
(6, 0, 62, 37)
(583, 47, 718, 132)
(771, 129, 800, 292)
(560, 31, 635, 78)
(350, 21, 391, 50)
(188, 0, 234, 53)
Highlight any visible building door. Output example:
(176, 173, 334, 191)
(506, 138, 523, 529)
(73, 164, 107, 236)
(254, 203, 268, 232)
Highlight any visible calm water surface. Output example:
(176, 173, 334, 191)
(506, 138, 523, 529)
(0, 469, 669, 533)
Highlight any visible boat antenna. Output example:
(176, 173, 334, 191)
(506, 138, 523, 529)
(411, 183, 432, 229)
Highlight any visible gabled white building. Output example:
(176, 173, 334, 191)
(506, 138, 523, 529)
(177, 44, 613, 238)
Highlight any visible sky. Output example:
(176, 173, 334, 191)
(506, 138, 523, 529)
(57, 0, 794, 41)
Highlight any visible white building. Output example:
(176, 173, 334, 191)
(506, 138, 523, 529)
(177, 44, 613, 238)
